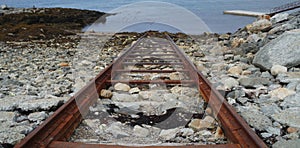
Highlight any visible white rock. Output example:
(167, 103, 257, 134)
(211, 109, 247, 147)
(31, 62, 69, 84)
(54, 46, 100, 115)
(270, 88, 296, 100)
(28, 111, 48, 122)
(114, 83, 130, 92)
(223, 77, 239, 90)
(271, 13, 289, 24)
(159, 128, 179, 140)
(129, 87, 140, 94)
(271, 65, 287, 76)
(133, 125, 150, 137)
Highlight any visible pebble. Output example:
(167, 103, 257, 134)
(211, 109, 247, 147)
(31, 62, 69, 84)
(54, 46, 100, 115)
(129, 87, 140, 94)
(269, 88, 296, 100)
(271, 65, 287, 76)
(223, 77, 239, 90)
(28, 111, 48, 122)
(100, 89, 113, 98)
(114, 83, 131, 92)
(133, 125, 150, 137)
(228, 66, 243, 75)
(159, 128, 179, 141)
(287, 127, 299, 134)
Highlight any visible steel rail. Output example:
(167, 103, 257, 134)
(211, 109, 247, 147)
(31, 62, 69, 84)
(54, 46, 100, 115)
(15, 32, 267, 148)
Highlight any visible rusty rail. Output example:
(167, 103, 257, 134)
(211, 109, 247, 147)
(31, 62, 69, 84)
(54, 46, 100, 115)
(15, 32, 267, 148)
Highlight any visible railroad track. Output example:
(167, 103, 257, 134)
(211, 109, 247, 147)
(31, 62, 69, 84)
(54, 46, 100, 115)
(15, 32, 267, 148)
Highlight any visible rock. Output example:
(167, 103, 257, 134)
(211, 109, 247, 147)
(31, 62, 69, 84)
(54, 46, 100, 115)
(231, 38, 245, 48)
(193, 52, 205, 57)
(269, 23, 295, 34)
(261, 71, 273, 79)
(273, 139, 300, 148)
(261, 132, 272, 138)
(260, 103, 281, 116)
(218, 34, 230, 40)
(271, 13, 289, 24)
(58, 62, 69, 67)
(0, 112, 15, 122)
(100, 89, 112, 98)
(223, 77, 239, 90)
(169, 72, 185, 80)
(269, 88, 296, 100)
(271, 65, 287, 76)
(287, 127, 299, 134)
(17, 97, 65, 111)
(280, 93, 300, 109)
(28, 111, 48, 122)
(239, 77, 269, 87)
(266, 127, 281, 135)
(129, 87, 140, 94)
(114, 83, 130, 92)
(0, 97, 19, 111)
(0, 4, 8, 10)
(179, 128, 194, 137)
(170, 86, 198, 97)
(105, 122, 130, 138)
(247, 19, 272, 32)
(188, 116, 215, 131)
(272, 108, 300, 128)
(133, 125, 150, 137)
(227, 66, 242, 75)
(276, 72, 300, 83)
(0, 132, 25, 145)
(246, 33, 266, 43)
(111, 92, 137, 102)
(214, 126, 225, 139)
(253, 30, 300, 70)
(159, 128, 179, 140)
(240, 109, 272, 131)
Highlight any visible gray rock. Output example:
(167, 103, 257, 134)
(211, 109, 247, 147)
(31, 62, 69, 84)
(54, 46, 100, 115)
(271, 13, 289, 24)
(28, 111, 48, 122)
(0, 132, 25, 145)
(269, 23, 295, 34)
(223, 77, 239, 90)
(0, 111, 15, 122)
(17, 97, 65, 111)
(253, 29, 300, 70)
(159, 128, 179, 140)
(269, 88, 296, 100)
(266, 127, 281, 135)
(179, 128, 194, 137)
(261, 71, 273, 79)
(0, 4, 8, 10)
(273, 139, 300, 148)
(111, 92, 138, 102)
(271, 65, 287, 76)
(286, 82, 299, 91)
(170, 86, 198, 97)
(105, 122, 130, 138)
(0, 97, 18, 111)
(260, 103, 282, 117)
(277, 72, 300, 83)
(133, 125, 150, 137)
(272, 108, 300, 128)
(280, 93, 300, 109)
(240, 109, 272, 131)
(239, 77, 269, 87)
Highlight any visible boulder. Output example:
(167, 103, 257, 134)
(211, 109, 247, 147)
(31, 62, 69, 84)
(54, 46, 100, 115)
(253, 29, 300, 70)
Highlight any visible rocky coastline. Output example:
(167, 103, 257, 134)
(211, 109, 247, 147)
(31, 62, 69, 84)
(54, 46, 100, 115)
(0, 6, 300, 147)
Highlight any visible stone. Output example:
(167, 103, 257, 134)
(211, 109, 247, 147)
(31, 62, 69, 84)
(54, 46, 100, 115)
(0, 132, 25, 145)
(271, 13, 289, 24)
(0, 4, 8, 10)
(247, 19, 272, 32)
(260, 103, 281, 116)
(280, 93, 300, 109)
(58, 62, 69, 67)
(277, 72, 300, 83)
(253, 30, 300, 70)
(105, 122, 130, 138)
(129, 87, 140, 94)
(214, 126, 225, 139)
(266, 127, 281, 135)
(287, 127, 299, 134)
(188, 116, 215, 131)
(269, 88, 296, 100)
(111, 92, 138, 102)
(114, 83, 130, 92)
(100, 89, 112, 98)
(272, 108, 300, 128)
(269, 23, 295, 34)
(0, 112, 15, 122)
(246, 33, 266, 43)
(261, 132, 272, 138)
(159, 128, 179, 140)
(271, 65, 287, 76)
(223, 77, 239, 90)
(179, 128, 194, 137)
(133, 125, 150, 137)
(17, 97, 65, 111)
(273, 139, 300, 148)
(227, 66, 242, 75)
(0, 97, 18, 111)
(170, 86, 198, 97)
(169, 72, 185, 80)
(28, 111, 48, 122)
(240, 109, 272, 131)
(218, 34, 230, 40)
(231, 38, 245, 48)
(239, 77, 269, 87)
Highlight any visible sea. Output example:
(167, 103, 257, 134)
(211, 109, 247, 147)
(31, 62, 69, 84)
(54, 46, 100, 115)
(1, 0, 296, 34)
